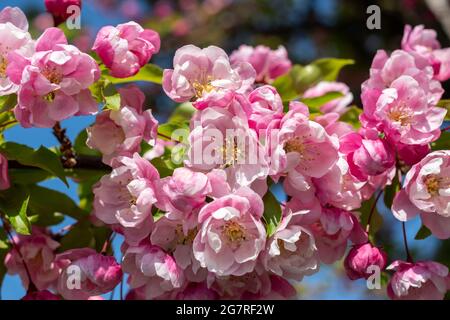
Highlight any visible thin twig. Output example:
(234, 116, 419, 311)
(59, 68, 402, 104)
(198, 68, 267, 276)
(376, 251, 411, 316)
(101, 231, 115, 255)
(402, 222, 414, 263)
(365, 190, 383, 234)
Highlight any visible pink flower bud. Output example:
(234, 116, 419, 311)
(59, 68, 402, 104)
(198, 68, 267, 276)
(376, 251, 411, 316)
(93, 22, 160, 78)
(344, 243, 388, 280)
(21, 290, 61, 300)
(340, 132, 395, 180)
(55, 248, 122, 300)
(45, 0, 82, 26)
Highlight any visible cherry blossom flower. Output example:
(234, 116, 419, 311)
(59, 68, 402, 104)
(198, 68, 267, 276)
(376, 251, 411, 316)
(93, 22, 160, 78)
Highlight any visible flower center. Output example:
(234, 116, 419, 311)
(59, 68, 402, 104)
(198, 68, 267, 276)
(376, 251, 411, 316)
(175, 225, 198, 245)
(220, 137, 243, 167)
(222, 220, 247, 246)
(42, 66, 63, 85)
(0, 55, 7, 78)
(387, 105, 412, 126)
(423, 174, 442, 196)
(284, 137, 306, 154)
(192, 77, 214, 99)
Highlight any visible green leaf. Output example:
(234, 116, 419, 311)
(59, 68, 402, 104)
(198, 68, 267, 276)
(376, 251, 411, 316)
(437, 99, 450, 120)
(0, 142, 68, 186)
(273, 60, 353, 102)
(168, 102, 196, 123)
(0, 111, 16, 132)
(158, 122, 189, 141)
(104, 64, 163, 85)
(431, 131, 450, 151)
(8, 168, 51, 185)
(262, 191, 282, 237)
(0, 94, 17, 113)
(59, 221, 94, 252)
(151, 156, 176, 178)
(74, 129, 101, 157)
(415, 224, 432, 240)
(300, 91, 343, 113)
(384, 173, 400, 209)
(340, 106, 363, 129)
(311, 58, 355, 81)
(0, 186, 31, 235)
(27, 185, 88, 221)
(272, 72, 298, 102)
(103, 82, 121, 110)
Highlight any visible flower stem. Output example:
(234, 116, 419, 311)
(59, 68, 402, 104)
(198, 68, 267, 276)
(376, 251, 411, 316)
(402, 221, 414, 263)
(365, 190, 383, 234)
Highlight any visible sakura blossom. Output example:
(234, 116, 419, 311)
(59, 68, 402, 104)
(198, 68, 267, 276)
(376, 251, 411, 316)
(93, 21, 160, 78)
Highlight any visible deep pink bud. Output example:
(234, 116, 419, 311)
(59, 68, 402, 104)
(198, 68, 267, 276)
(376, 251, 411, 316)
(340, 132, 395, 179)
(21, 290, 61, 300)
(344, 242, 388, 280)
(45, 0, 81, 25)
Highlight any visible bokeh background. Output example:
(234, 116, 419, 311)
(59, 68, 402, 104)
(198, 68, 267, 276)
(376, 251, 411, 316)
(1, 0, 450, 300)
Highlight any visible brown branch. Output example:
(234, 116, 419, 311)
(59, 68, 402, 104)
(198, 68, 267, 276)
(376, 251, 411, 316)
(7, 155, 110, 171)
(52, 122, 77, 169)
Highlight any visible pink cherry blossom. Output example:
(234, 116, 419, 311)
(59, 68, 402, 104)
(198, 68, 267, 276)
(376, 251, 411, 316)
(372, 75, 446, 145)
(0, 153, 10, 190)
(339, 131, 395, 180)
(262, 213, 319, 281)
(209, 269, 271, 299)
(230, 44, 291, 83)
(122, 244, 185, 299)
(162, 45, 255, 110)
(55, 248, 122, 300)
(361, 50, 444, 132)
(21, 290, 61, 300)
(156, 167, 211, 219)
(86, 85, 158, 165)
(303, 81, 353, 115)
(151, 216, 206, 282)
(93, 22, 160, 78)
(9, 28, 99, 128)
(247, 85, 284, 133)
(92, 153, 159, 245)
(0, 6, 29, 30)
(387, 260, 450, 300)
(45, 0, 82, 26)
(397, 142, 430, 166)
(402, 25, 450, 81)
(313, 156, 367, 210)
(344, 242, 387, 280)
(0, 7, 33, 96)
(309, 207, 368, 264)
(193, 187, 266, 276)
(392, 150, 450, 239)
(186, 97, 269, 189)
(174, 282, 219, 300)
(4, 227, 60, 291)
(269, 102, 339, 199)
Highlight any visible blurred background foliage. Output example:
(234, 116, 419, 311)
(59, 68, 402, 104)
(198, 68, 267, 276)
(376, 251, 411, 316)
(4, 0, 450, 299)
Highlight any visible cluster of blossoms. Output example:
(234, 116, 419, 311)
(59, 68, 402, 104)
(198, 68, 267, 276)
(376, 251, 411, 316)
(0, 5, 449, 300)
